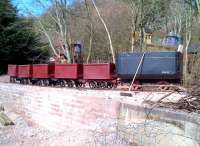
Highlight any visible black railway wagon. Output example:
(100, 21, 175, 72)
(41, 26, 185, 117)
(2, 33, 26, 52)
(116, 51, 182, 83)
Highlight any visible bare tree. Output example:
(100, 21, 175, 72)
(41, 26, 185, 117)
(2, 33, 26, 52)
(91, 0, 115, 63)
(33, 0, 73, 63)
(168, 0, 185, 35)
(196, 0, 200, 17)
(124, 0, 140, 51)
(184, 4, 193, 82)
(184, 0, 200, 20)
(84, 0, 94, 63)
(37, 19, 59, 57)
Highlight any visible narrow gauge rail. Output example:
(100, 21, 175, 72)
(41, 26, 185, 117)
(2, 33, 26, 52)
(6, 79, 185, 93)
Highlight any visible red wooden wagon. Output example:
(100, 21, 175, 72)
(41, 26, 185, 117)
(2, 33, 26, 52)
(8, 65, 18, 77)
(32, 64, 49, 79)
(48, 64, 83, 87)
(17, 65, 32, 78)
(49, 64, 83, 79)
(83, 63, 116, 88)
(32, 64, 49, 86)
(7, 65, 18, 82)
(17, 65, 32, 84)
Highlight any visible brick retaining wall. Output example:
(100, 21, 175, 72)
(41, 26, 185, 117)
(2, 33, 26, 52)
(1, 83, 200, 145)
(0, 83, 121, 132)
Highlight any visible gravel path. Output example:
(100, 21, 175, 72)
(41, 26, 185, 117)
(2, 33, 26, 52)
(0, 75, 9, 83)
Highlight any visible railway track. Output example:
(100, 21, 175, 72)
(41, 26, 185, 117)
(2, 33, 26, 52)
(6, 81, 186, 93)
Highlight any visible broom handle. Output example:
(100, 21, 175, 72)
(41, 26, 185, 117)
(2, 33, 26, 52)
(129, 53, 145, 91)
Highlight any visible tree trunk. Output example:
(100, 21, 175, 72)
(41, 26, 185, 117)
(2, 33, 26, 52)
(165, 17, 169, 34)
(184, 5, 192, 84)
(140, 0, 144, 51)
(85, 0, 93, 63)
(91, 0, 115, 63)
(140, 27, 144, 51)
(38, 19, 59, 57)
(195, 0, 200, 20)
(131, 15, 138, 52)
(87, 26, 93, 63)
(131, 26, 135, 52)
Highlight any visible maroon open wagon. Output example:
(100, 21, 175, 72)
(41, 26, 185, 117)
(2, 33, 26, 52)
(17, 65, 32, 84)
(18, 65, 32, 78)
(8, 65, 18, 77)
(32, 64, 49, 79)
(49, 64, 83, 79)
(7, 65, 18, 82)
(31, 64, 49, 86)
(48, 64, 83, 87)
(83, 63, 117, 88)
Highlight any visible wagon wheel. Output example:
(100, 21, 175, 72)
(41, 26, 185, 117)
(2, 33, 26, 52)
(82, 82, 86, 88)
(96, 81, 101, 88)
(43, 80, 50, 86)
(158, 81, 170, 91)
(19, 79, 23, 84)
(51, 80, 58, 87)
(27, 79, 31, 85)
(14, 78, 17, 83)
(12, 77, 16, 83)
(107, 82, 113, 89)
(23, 79, 28, 84)
(38, 80, 44, 86)
(89, 81, 96, 89)
(31, 80, 37, 85)
(60, 80, 66, 87)
(11, 77, 16, 83)
(34, 80, 39, 86)
(67, 80, 74, 88)
(10, 77, 14, 83)
(100, 81, 106, 89)
(113, 81, 118, 89)
(131, 80, 141, 91)
(75, 81, 83, 88)
(78, 82, 83, 88)
(21, 79, 26, 85)
(25, 79, 30, 85)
